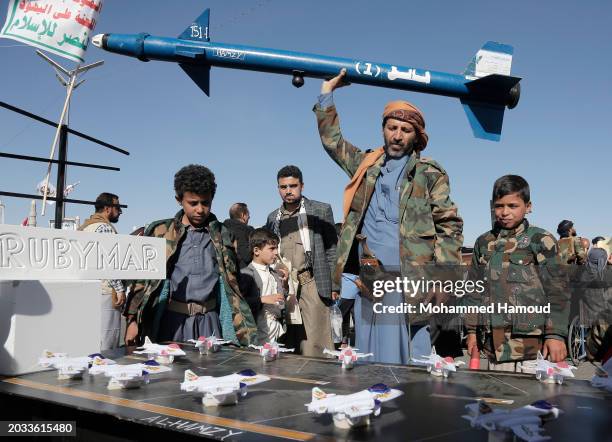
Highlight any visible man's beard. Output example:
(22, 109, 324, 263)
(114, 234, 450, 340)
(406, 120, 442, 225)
(384, 144, 413, 158)
(109, 215, 119, 223)
(283, 196, 301, 206)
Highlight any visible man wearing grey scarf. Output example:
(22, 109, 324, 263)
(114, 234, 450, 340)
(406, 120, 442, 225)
(579, 247, 612, 330)
(586, 248, 609, 281)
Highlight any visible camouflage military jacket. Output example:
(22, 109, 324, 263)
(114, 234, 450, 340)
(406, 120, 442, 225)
(314, 104, 463, 285)
(126, 211, 257, 346)
(558, 236, 588, 265)
(467, 220, 570, 361)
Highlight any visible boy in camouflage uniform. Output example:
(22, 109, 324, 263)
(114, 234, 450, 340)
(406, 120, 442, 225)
(466, 175, 569, 370)
(124, 165, 257, 347)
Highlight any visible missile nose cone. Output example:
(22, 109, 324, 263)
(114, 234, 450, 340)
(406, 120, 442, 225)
(92, 34, 105, 49)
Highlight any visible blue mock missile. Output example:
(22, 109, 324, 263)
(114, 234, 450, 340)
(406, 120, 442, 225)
(92, 9, 521, 141)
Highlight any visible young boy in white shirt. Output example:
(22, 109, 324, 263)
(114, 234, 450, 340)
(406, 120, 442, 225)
(240, 228, 288, 344)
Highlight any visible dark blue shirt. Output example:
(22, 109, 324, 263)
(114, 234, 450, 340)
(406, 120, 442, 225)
(170, 226, 219, 303)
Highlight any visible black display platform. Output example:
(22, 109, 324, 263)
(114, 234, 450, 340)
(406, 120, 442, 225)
(1, 345, 610, 441)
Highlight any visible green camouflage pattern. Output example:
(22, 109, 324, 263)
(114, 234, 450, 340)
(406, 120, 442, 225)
(467, 220, 570, 362)
(557, 236, 588, 265)
(126, 210, 257, 346)
(484, 329, 543, 363)
(586, 318, 611, 362)
(314, 104, 463, 286)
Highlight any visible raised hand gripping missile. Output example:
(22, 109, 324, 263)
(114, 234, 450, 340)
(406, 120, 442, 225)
(93, 9, 520, 141)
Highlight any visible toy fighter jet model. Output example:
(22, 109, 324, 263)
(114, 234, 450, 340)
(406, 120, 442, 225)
(462, 400, 562, 442)
(91, 360, 172, 390)
(249, 341, 294, 362)
(180, 369, 270, 407)
(519, 352, 577, 384)
(133, 336, 186, 364)
(411, 346, 465, 378)
(93, 9, 521, 141)
(39, 351, 116, 380)
(305, 383, 403, 429)
(188, 334, 231, 355)
(323, 346, 373, 370)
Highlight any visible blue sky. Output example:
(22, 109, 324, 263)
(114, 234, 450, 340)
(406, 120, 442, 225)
(1, 0, 610, 245)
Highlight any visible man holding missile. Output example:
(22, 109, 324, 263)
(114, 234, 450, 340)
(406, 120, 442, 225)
(313, 69, 464, 364)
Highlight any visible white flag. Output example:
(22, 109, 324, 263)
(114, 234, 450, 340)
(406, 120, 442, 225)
(1, 0, 103, 63)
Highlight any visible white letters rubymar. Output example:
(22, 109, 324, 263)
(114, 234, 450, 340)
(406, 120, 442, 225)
(0, 224, 166, 280)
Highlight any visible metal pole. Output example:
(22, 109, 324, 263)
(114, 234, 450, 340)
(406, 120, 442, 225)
(41, 71, 78, 214)
(54, 124, 68, 229)
(36, 52, 104, 217)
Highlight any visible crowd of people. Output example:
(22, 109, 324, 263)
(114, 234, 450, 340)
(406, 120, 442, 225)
(84, 69, 611, 371)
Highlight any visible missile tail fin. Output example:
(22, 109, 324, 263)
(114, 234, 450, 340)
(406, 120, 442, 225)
(464, 41, 513, 79)
(460, 99, 505, 141)
(180, 63, 211, 96)
(179, 9, 210, 42)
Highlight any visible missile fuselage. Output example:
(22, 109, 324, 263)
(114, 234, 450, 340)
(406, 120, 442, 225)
(98, 33, 518, 108)
(93, 9, 521, 141)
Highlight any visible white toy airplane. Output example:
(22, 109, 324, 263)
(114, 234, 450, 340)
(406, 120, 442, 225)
(188, 334, 231, 355)
(92, 360, 172, 390)
(519, 352, 576, 384)
(180, 369, 270, 406)
(133, 336, 186, 364)
(411, 346, 464, 378)
(462, 400, 562, 442)
(249, 341, 294, 362)
(305, 383, 403, 429)
(323, 346, 373, 370)
(39, 351, 115, 380)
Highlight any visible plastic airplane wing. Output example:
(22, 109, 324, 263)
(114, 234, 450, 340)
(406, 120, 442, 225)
(233, 369, 270, 385)
(180, 370, 214, 391)
(443, 357, 465, 371)
(412, 346, 440, 365)
(165, 344, 187, 356)
(38, 350, 68, 367)
(366, 384, 403, 402)
(141, 360, 172, 374)
(342, 406, 375, 419)
(355, 352, 374, 359)
(89, 355, 116, 366)
(207, 387, 237, 397)
(306, 387, 337, 412)
(509, 423, 551, 442)
(323, 348, 340, 357)
(307, 387, 336, 404)
(553, 361, 577, 377)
